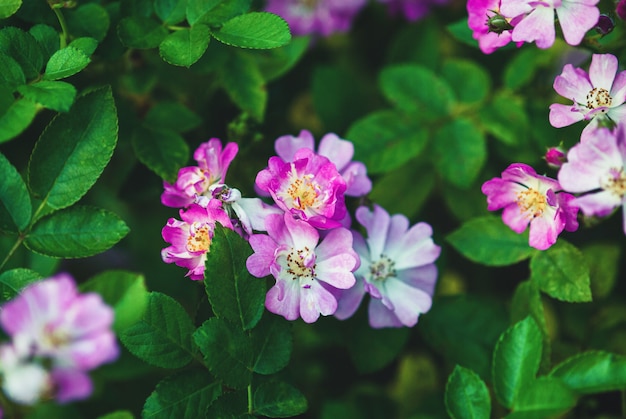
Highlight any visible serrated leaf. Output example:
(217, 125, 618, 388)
(131, 125, 189, 183)
(550, 351, 626, 394)
(204, 225, 265, 331)
(28, 87, 118, 210)
(154, 0, 186, 24)
(0, 0, 21, 19)
(193, 317, 253, 389)
(81, 270, 149, 333)
(506, 377, 576, 419)
(69, 37, 99, 56)
(187, 0, 251, 26)
(0, 152, 31, 231)
(0, 268, 41, 303)
(159, 25, 210, 67)
(530, 240, 591, 302)
(441, 59, 490, 105)
(66, 3, 110, 42)
(17, 81, 76, 112)
(117, 16, 168, 49)
(0, 27, 43, 79)
(120, 292, 196, 369)
(253, 381, 308, 418)
(433, 117, 486, 188)
(511, 281, 550, 370)
(346, 110, 429, 174)
(24, 206, 129, 258)
(219, 51, 266, 122)
(0, 97, 37, 143)
(446, 216, 535, 266)
(142, 370, 222, 419)
(43, 46, 91, 80)
(144, 102, 202, 133)
(445, 365, 491, 419)
(29, 25, 60, 64)
(251, 315, 292, 375)
(211, 12, 291, 49)
(492, 317, 542, 409)
(206, 390, 252, 418)
(0, 53, 25, 89)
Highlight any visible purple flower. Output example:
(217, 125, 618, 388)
(549, 54, 626, 141)
(500, 0, 599, 48)
(378, 0, 448, 21)
(0, 274, 118, 405)
(161, 139, 238, 208)
(274, 130, 372, 197)
(265, 0, 367, 37)
(333, 205, 440, 328)
(482, 163, 579, 250)
(467, 0, 520, 54)
(246, 213, 359, 323)
(256, 148, 347, 229)
(161, 201, 233, 280)
(558, 127, 626, 232)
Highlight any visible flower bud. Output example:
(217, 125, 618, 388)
(545, 147, 566, 169)
(486, 10, 513, 34)
(617, 0, 626, 21)
(595, 14, 614, 35)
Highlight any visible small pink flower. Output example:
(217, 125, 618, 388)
(467, 0, 519, 54)
(246, 213, 359, 323)
(482, 163, 579, 250)
(545, 146, 567, 168)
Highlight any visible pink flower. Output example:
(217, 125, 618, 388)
(500, 0, 599, 48)
(0, 274, 118, 405)
(550, 54, 626, 141)
(467, 0, 519, 54)
(482, 163, 579, 250)
(246, 213, 359, 323)
(265, 0, 366, 37)
(161, 139, 238, 208)
(256, 148, 348, 229)
(545, 146, 567, 168)
(334, 205, 440, 328)
(558, 127, 626, 232)
(274, 130, 372, 197)
(161, 201, 233, 280)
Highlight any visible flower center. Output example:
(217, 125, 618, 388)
(586, 87, 612, 110)
(285, 247, 316, 281)
(186, 223, 211, 252)
(285, 172, 319, 211)
(601, 167, 626, 197)
(516, 188, 547, 218)
(369, 255, 396, 282)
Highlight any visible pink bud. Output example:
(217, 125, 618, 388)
(545, 147, 566, 168)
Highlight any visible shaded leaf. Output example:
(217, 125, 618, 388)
(550, 351, 626, 394)
(131, 125, 189, 183)
(66, 3, 110, 42)
(0, 27, 43, 79)
(251, 315, 292, 375)
(0, 151, 31, 231)
(445, 365, 491, 419)
(0, 268, 41, 303)
(506, 377, 576, 419)
(442, 59, 490, 105)
(0, 0, 21, 19)
(17, 81, 76, 112)
(144, 102, 202, 133)
(0, 98, 38, 143)
(253, 381, 308, 418)
(154, 0, 186, 24)
(219, 51, 266, 122)
(159, 25, 210, 67)
(117, 16, 168, 49)
(0, 53, 25, 89)
(187, 0, 251, 26)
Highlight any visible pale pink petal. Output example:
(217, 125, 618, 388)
(556, 0, 599, 46)
(588, 53, 618, 90)
(275, 130, 315, 162)
(528, 210, 562, 250)
(299, 281, 337, 323)
(549, 103, 585, 127)
(368, 297, 403, 328)
(333, 277, 366, 320)
(511, 6, 556, 49)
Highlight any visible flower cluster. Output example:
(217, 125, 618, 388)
(0, 274, 118, 407)
(161, 130, 441, 328)
(483, 54, 626, 250)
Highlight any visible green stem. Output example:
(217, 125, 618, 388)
(0, 236, 24, 272)
(52, 7, 69, 48)
(247, 383, 253, 414)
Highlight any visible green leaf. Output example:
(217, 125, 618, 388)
(0, 268, 41, 303)
(446, 216, 535, 266)
(206, 390, 252, 418)
(0, 151, 31, 231)
(159, 25, 210, 67)
(504, 48, 554, 91)
(187, 0, 251, 26)
(379, 64, 454, 117)
(43, 46, 91, 80)
(255, 36, 309, 82)
(253, 381, 308, 418)
(530, 240, 591, 302)
(347, 322, 409, 374)
(445, 365, 491, 419)
(204, 225, 265, 331)
(510, 281, 550, 371)
(97, 411, 134, 419)
(0, 0, 21, 19)
(506, 377, 576, 419)
(81, 270, 149, 333)
(154, 0, 187, 24)
(131, 125, 189, 183)
(219, 51, 266, 122)
(142, 370, 222, 418)
(66, 3, 110, 42)
(17, 81, 76, 112)
(251, 315, 292, 375)
(144, 102, 202, 133)
(550, 351, 626, 394)
(211, 12, 291, 49)
(120, 292, 196, 369)
(193, 317, 253, 389)
(69, 37, 99, 56)
(24, 205, 129, 258)
(0, 27, 43, 80)
(346, 110, 429, 174)
(117, 16, 169, 49)
(0, 97, 38, 143)
(583, 242, 620, 299)
(0, 53, 25, 89)
(28, 87, 118, 210)
(29, 25, 60, 63)
(441, 59, 490, 105)
(492, 317, 542, 408)
(479, 92, 529, 146)
(446, 19, 479, 48)
(432, 117, 486, 188)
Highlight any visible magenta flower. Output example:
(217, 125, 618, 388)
(550, 54, 626, 141)
(161, 201, 233, 280)
(467, 0, 520, 54)
(545, 146, 567, 169)
(274, 130, 372, 197)
(333, 205, 440, 328)
(265, 0, 367, 37)
(256, 148, 347, 229)
(378, 0, 448, 21)
(558, 127, 626, 232)
(161, 139, 238, 208)
(0, 274, 118, 404)
(246, 213, 359, 323)
(500, 0, 599, 48)
(482, 163, 579, 250)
